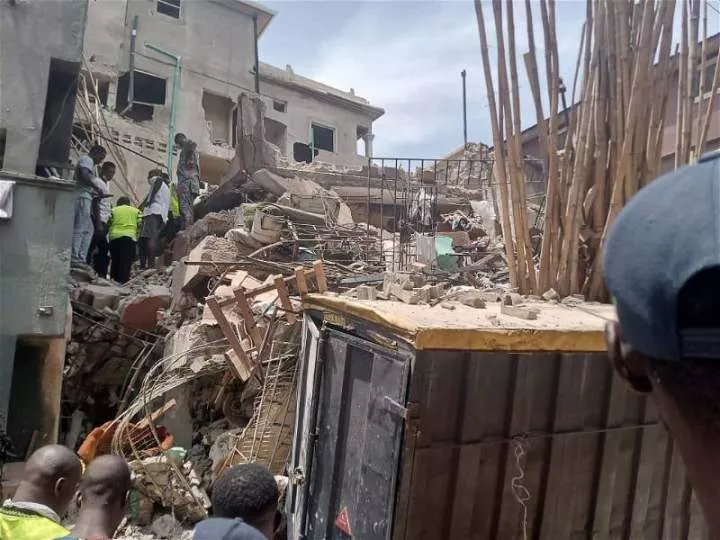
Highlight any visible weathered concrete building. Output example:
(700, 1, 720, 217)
(0, 0, 88, 466)
(78, 0, 383, 198)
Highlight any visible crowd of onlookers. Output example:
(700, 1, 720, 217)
(0, 444, 284, 539)
(70, 134, 201, 283)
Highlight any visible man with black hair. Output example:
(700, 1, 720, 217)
(211, 464, 279, 539)
(604, 150, 720, 535)
(72, 144, 106, 263)
(57, 455, 132, 540)
(0, 444, 82, 539)
(108, 196, 141, 283)
(86, 161, 116, 277)
(138, 170, 170, 269)
(175, 132, 200, 229)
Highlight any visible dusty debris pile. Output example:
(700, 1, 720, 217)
(62, 135, 513, 534)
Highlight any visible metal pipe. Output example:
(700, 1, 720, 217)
(120, 15, 139, 116)
(461, 69, 468, 148)
(253, 15, 260, 93)
(145, 43, 181, 176)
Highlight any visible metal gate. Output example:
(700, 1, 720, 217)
(289, 319, 410, 539)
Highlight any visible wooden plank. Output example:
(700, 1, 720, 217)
(663, 443, 691, 540)
(135, 398, 177, 430)
(295, 266, 309, 295)
(224, 349, 252, 382)
(206, 297, 253, 381)
(216, 268, 316, 308)
(628, 399, 666, 538)
(274, 275, 297, 323)
(233, 288, 263, 346)
(590, 366, 630, 537)
(313, 260, 328, 292)
(539, 354, 586, 539)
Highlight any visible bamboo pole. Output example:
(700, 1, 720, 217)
(491, 0, 532, 292)
(697, 43, 720, 154)
(473, 0, 519, 289)
(676, 0, 689, 168)
(696, 0, 709, 152)
(506, 0, 538, 293)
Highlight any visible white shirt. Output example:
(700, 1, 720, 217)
(91, 176, 111, 224)
(75, 155, 96, 200)
(143, 179, 170, 222)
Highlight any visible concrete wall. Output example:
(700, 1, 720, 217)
(83, 0, 255, 153)
(261, 80, 372, 169)
(0, 0, 88, 175)
(0, 175, 75, 336)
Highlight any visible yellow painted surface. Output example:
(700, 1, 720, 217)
(302, 294, 615, 352)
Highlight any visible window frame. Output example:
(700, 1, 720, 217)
(156, 0, 182, 19)
(310, 122, 336, 153)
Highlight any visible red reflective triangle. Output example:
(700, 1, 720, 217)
(335, 506, 352, 535)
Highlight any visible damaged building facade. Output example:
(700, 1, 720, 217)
(78, 0, 383, 197)
(0, 0, 87, 468)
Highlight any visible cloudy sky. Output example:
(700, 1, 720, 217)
(259, 1, 720, 159)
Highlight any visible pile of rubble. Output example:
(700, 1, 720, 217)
(60, 94, 513, 537)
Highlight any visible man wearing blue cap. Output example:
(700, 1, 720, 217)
(604, 151, 720, 535)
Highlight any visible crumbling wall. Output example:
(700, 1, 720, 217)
(0, 0, 88, 174)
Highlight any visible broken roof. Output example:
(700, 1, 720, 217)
(258, 62, 385, 121)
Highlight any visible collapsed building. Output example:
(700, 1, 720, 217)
(56, 84, 514, 535)
(75, 0, 384, 199)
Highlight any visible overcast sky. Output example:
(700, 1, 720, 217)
(259, 1, 720, 159)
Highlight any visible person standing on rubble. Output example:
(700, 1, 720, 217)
(0, 444, 82, 539)
(108, 196, 141, 283)
(86, 161, 116, 277)
(57, 455, 132, 540)
(604, 152, 720, 536)
(175, 132, 200, 230)
(138, 170, 170, 269)
(71, 144, 107, 263)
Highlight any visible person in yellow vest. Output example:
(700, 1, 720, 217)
(108, 197, 141, 284)
(0, 444, 82, 540)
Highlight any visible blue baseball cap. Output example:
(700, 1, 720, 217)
(604, 151, 720, 361)
(193, 518, 267, 540)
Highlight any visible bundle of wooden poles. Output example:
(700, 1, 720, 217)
(475, 0, 720, 300)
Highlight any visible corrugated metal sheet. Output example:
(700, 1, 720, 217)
(393, 351, 708, 540)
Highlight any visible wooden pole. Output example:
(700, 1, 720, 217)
(474, 0, 519, 289)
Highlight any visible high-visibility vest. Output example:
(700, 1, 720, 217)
(170, 184, 180, 218)
(0, 506, 70, 540)
(108, 204, 141, 241)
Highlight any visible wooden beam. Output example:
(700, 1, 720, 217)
(295, 266, 309, 295)
(217, 267, 316, 308)
(313, 260, 328, 292)
(233, 288, 263, 346)
(274, 275, 297, 323)
(136, 398, 177, 430)
(206, 297, 253, 381)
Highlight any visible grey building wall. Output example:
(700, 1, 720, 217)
(261, 79, 375, 169)
(83, 0, 257, 151)
(0, 0, 88, 175)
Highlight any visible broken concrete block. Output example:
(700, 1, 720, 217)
(503, 293, 523, 306)
(82, 284, 123, 311)
(151, 514, 183, 539)
(356, 285, 377, 300)
(542, 288, 560, 301)
(120, 287, 171, 331)
(389, 283, 420, 304)
(460, 295, 486, 309)
(500, 304, 539, 320)
(441, 301, 456, 310)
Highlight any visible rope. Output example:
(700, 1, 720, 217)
(510, 437, 530, 540)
